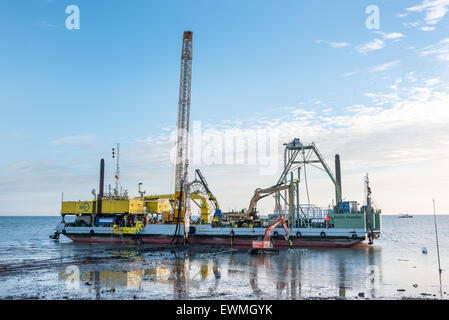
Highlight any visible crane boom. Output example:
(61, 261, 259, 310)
(173, 31, 193, 224)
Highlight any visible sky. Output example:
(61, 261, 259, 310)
(1, 0, 449, 216)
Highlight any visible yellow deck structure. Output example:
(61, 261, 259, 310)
(61, 198, 145, 215)
(146, 201, 170, 214)
(61, 201, 94, 214)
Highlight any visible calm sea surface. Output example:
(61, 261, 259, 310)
(0, 215, 447, 300)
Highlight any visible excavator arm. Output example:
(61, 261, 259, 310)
(247, 184, 290, 215)
(263, 215, 289, 242)
(227, 183, 293, 227)
(251, 214, 290, 250)
(195, 169, 220, 210)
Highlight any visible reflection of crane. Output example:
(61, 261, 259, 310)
(172, 252, 190, 299)
(227, 183, 294, 227)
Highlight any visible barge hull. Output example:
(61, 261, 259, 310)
(66, 234, 361, 248)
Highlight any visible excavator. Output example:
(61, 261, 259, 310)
(249, 214, 291, 254)
(226, 183, 293, 228)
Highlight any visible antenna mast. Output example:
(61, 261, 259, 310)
(112, 143, 120, 197)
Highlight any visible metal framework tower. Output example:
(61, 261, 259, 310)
(174, 31, 193, 222)
(274, 138, 342, 227)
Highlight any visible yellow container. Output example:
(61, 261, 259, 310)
(101, 199, 145, 214)
(101, 200, 128, 214)
(129, 199, 145, 214)
(62, 199, 145, 215)
(146, 201, 170, 214)
(61, 201, 94, 214)
(61, 201, 76, 214)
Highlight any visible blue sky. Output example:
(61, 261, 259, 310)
(1, 0, 449, 215)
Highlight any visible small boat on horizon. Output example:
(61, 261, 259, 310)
(399, 214, 413, 218)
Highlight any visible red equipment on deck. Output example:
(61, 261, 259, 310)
(252, 215, 290, 249)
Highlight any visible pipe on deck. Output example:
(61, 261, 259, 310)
(97, 158, 105, 215)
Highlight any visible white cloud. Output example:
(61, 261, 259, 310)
(421, 26, 436, 31)
(50, 134, 95, 146)
(397, 12, 409, 18)
(329, 42, 350, 48)
(356, 38, 385, 54)
(421, 37, 449, 61)
(340, 71, 358, 77)
(369, 60, 401, 72)
(426, 78, 441, 86)
(406, 72, 418, 82)
(406, 0, 449, 25)
(341, 60, 401, 78)
(4, 79, 449, 215)
(390, 78, 403, 90)
(374, 31, 406, 40)
(38, 20, 61, 29)
(315, 40, 350, 49)
(403, 21, 422, 28)
(355, 31, 405, 55)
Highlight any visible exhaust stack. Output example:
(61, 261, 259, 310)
(335, 154, 342, 204)
(97, 158, 105, 215)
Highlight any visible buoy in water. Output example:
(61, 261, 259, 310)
(422, 247, 428, 254)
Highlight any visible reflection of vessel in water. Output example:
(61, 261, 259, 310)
(51, 31, 382, 248)
(56, 244, 381, 299)
(398, 214, 413, 218)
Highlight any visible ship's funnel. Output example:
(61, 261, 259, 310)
(97, 158, 105, 215)
(335, 154, 342, 204)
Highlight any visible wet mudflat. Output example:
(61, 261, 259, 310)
(0, 216, 447, 300)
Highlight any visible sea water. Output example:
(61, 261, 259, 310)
(0, 215, 447, 300)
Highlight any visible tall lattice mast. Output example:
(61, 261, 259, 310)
(174, 31, 193, 220)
